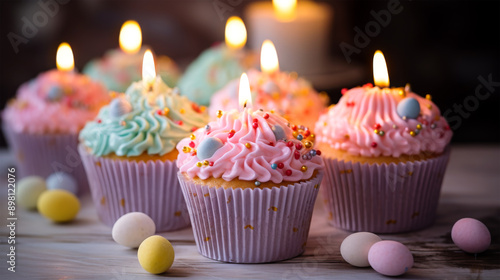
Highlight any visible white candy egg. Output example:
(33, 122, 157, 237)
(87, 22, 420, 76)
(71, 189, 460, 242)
(112, 212, 156, 248)
(46, 172, 78, 194)
(340, 232, 382, 267)
(17, 176, 47, 210)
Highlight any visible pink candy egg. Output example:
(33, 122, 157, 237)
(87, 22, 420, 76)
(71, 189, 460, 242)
(368, 240, 413, 276)
(451, 218, 491, 253)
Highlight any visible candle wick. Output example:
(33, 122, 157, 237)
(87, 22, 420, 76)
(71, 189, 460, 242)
(243, 100, 247, 108)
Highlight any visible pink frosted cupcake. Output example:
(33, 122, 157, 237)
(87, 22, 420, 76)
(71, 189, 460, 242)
(315, 83, 453, 233)
(176, 105, 323, 263)
(79, 75, 209, 232)
(209, 68, 328, 129)
(2, 69, 110, 193)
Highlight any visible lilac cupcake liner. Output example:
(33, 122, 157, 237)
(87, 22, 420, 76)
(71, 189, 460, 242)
(2, 124, 89, 194)
(78, 144, 190, 232)
(321, 149, 451, 233)
(177, 171, 323, 263)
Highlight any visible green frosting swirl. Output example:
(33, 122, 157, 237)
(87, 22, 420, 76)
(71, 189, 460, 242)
(177, 45, 244, 106)
(79, 77, 209, 157)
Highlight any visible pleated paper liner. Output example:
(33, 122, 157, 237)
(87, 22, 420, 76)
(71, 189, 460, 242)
(2, 124, 90, 195)
(78, 144, 190, 232)
(321, 148, 451, 233)
(178, 171, 323, 263)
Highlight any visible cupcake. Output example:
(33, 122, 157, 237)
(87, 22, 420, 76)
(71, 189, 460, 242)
(83, 47, 180, 93)
(176, 100, 324, 263)
(2, 66, 110, 194)
(315, 83, 453, 233)
(209, 68, 328, 129)
(78, 75, 209, 232)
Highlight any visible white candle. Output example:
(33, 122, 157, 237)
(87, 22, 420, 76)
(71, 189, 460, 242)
(245, 0, 332, 75)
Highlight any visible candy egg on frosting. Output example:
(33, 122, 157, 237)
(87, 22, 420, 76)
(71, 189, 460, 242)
(46, 86, 63, 101)
(46, 172, 78, 194)
(451, 218, 491, 254)
(397, 97, 420, 119)
(368, 240, 413, 276)
(109, 97, 132, 118)
(271, 124, 286, 141)
(262, 80, 280, 95)
(341, 232, 382, 267)
(197, 137, 224, 160)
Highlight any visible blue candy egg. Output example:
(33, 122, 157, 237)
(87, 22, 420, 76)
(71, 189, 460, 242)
(46, 86, 63, 101)
(46, 172, 78, 194)
(397, 97, 421, 119)
(197, 137, 224, 160)
(109, 97, 132, 118)
(271, 125, 286, 141)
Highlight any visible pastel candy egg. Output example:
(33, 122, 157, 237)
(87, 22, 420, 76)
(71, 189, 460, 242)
(451, 218, 491, 253)
(262, 81, 280, 94)
(271, 125, 286, 141)
(17, 176, 47, 210)
(112, 212, 156, 248)
(341, 232, 382, 267)
(109, 97, 132, 118)
(37, 189, 80, 222)
(46, 172, 78, 195)
(138, 235, 175, 274)
(397, 97, 421, 119)
(368, 240, 413, 276)
(197, 137, 223, 160)
(46, 86, 63, 101)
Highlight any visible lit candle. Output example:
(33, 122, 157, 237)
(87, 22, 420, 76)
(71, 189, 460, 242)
(56, 42, 74, 72)
(142, 49, 156, 90)
(246, 0, 332, 75)
(238, 73, 252, 111)
(225, 16, 247, 50)
(119, 20, 142, 54)
(260, 40, 279, 75)
(373, 50, 390, 88)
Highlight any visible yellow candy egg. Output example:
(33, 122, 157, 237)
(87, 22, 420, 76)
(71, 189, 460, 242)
(138, 235, 175, 274)
(37, 189, 80, 222)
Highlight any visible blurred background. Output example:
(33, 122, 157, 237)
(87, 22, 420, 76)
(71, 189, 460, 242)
(0, 0, 499, 146)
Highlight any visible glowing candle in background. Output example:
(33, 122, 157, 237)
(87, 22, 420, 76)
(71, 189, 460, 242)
(56, 42, 74, 72)
(225, 16, 247, 50)
(260, 40, 280, 75)
(273, 0, 297, 21)
(119, 20, 142, 54)
(142, 50, 156, 89)
(238, 72, 252, 110)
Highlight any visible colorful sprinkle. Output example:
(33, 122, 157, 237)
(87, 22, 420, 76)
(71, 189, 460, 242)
(97, 119, 102, 123)
(285, 170, 292, 176)
(378, 130, 385, 136)
(416, 124, 422, 130)
(287, 141, 294, 148)
(156, 109, 163, 115)
(431, 124, 437, 129)
(341, 88, 348, 95)
(374, 129, 379, 134)
(252, 122, 258, 129)
(196, 162, 202, 167)
(291, 124, 297, 131)
(304, 141, 313, 149)
(264, 113, 269, 119)
(179, 108, 185, 114)
(410, 131, 416, 137)
(209, 161, 214, 166)
(190, 134, 196, 140)
(205, 124, 210, 131)
(189, 141, 195, 148)
(316, 150, 322, 156)
(426, 94, 432, 100)
(255, 181, 261, 186)
(296, 143, 303, 150)
(374, 123, 381, 130)
(297, 134, 303, 141)
(371, 142, 378, 148)
(309, 134, 315, 139)
(176, 120, 183, 125)
(216, 110, 223, 118)
(203, 160, 209, 166)
(304, 130, 311, 137)
(228, 129, 235, 138)
(271, 163, 278, 169)
(245, 143, 251, 149)
(301, 166, 308, 172)
(294, 151, 300, 159)
(182, 146, 191, 153)
(278, 163, 284, 169)
(309, 150, 316, 156)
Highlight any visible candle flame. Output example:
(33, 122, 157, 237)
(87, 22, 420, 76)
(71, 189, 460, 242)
(142, 50, 156, 88)
(119, 20, 142, 54)
(238, 73, 252, 110)
(56, 42, 74, 72)
(260, 40, 279, 74)
(273, 0, 297, 21)
(373, 50, 390, 87)
(225, 16, 247, 50)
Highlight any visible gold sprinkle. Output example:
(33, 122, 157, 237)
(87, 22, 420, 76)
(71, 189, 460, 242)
(268, 206, 278, 212)
(408, 171, 414, 176)
(427, 104, 432, 109)
(323, 122, 327, 127)
(244, 225, 254, 230)
(182, 146, 191, 153)
(196, 162, 202, 167)
(200, 106, 207, 113)
(95, 161, 101, 167)
(304, 141, 312, 149)
(293, 227, 298, 232)
(100, 196, 106, 205)
(110, 91, 117, 98)
(270, 109, 275, 114)
(190, 134, 196, 140)
(416, 124, 422, 130)
(340, 169, 353, 174)
(120, 198, 125, 207)
(204, 193, 210, 197)
(301, 165, 308, 172)
(344, 134, 350, 139)
(426, 94, 432, 100)
(180, 108, 185, 114)
(174, 211, 182, 216)
(314, 184, 319, 189)
(410, 131, 416, 137)
(245, 143, 251, 149)
(163, 107, 170, 115)
(374, 129, 379, 134)
(386, 219, 397, 225)
(216, 110, 223, 118)
(205, 237, 211, 241)
(309, 134, 315, 139)
(203, 160, 209, 166)
(292, 131, 298, 137)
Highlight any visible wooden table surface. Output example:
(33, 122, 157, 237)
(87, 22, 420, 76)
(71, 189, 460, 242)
(1, 145, 499, 280)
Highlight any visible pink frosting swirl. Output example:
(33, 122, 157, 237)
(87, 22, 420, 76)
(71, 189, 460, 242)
(2, 70, 110, 134)
(314, 85, 453, 157)
(209, 69, 328, 129)
(177, 109, 322, 183)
